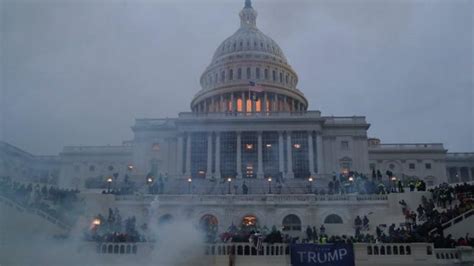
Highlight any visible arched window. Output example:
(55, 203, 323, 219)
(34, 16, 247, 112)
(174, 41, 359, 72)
(221, 71, 225, 82)
(282, 214, 302, 231)
(237, 68, 242, 79)
(159, 214, 173, 225)
(264, 69, 269, 80)
(246, 68, 251, 79)
(279, 72, 283, 83)
(272, 70, 276, 81)
(242, 215, 258, 228)
(324, 214, 343, 224)
(200, 214, 219, 234)
(229, 69, 234, 81)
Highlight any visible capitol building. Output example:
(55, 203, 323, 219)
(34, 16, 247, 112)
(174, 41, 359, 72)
(0, 1, 474, 265)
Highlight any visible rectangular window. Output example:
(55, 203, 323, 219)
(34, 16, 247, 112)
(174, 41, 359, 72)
(272, 70, 276, 81)
(264, 69, 269, 80)
(237, 68, 242, 79)
(229, 69, 233, 80)
(256, 68, 260, 79)
(409, 163, 415, 170)
(341, 141, 349, 150)
(246, 68, 251, 79)
(425, 163, 432, 169)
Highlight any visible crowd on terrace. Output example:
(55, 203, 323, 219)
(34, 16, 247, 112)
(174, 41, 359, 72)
(84, 208, 148, 243)
(0, 176, 82, 224)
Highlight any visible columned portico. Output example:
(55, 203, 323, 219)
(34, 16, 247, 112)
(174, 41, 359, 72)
(278, 131, 284, 174)
(286, 131, 294, 178)
(308, 131, 316, 177)
(316, 132, 324, 175)
(184, 133, 192, 177)
(206, 133, 213, 179)
(257, 132, 264, 178)
(214, 132, 221, 179)
(236, 132, 242, 178)
(176, 134, 184, 177)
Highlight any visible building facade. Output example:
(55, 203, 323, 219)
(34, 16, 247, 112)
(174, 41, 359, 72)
(1, 0, 472, 189)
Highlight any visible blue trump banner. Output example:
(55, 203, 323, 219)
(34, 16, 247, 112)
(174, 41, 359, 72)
(290, 244, 355, 266)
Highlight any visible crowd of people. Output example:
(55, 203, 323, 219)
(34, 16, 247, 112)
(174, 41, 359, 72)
(84, 208, 148, 243)
(0, 176, 82, 224)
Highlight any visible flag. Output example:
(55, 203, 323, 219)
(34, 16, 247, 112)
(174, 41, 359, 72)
(249, 81, 264, 92)
(249, 81, 264, 101)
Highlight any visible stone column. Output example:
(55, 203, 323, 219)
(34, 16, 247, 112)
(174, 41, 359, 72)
(252, 92, 256, 113)
(176, 134, 184, 177)
(278, 131, 285, 174)
(231, 93, 236, 113)
(308, 131, 316, 177)
(262, 92, 267, 113)
(236, 132, 242, 178)
(257, 131, 264, 178)
(273, 95, 278, 112)
(456, 167, 461, 182)
(242, 92, 247, 113)
(203, 100, 208, 113)
(286, 131, 294, 178)
(214, 132, 221, 179)
(184, 133, 192, 177)
(206, 132, 213, 179)
(316, 132, 324, 175)
(210, 97, 215, 112)
(284, 96, 288, 112)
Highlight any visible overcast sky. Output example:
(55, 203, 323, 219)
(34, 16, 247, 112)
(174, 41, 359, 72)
(1, 0, 473, 155)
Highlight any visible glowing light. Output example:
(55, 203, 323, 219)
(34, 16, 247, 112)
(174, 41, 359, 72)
(267, 177, 272, 182)
(127, 165, 134, 170)
(188, 178, 192, 183)
(348, 176, 354, 182)
(227, 177, 232, 182)
(106, 177, 113, 183)
(391, 176, 397, 181)
(265, 144, 272, 148)
(293, 143, 301, 149)
(92, 218, 100, 226)
(245, 144, 253, 150)
(198, 170, 205, 175)
(147, 177, 153, 183)
(308, 177, 313, 182)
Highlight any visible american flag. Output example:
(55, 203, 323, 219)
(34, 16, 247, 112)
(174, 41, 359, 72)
(249, 81, 263, 100)
(249, 81, 264, 92)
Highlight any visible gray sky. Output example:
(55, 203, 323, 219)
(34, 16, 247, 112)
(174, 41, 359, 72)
(1, 0, 473, 155)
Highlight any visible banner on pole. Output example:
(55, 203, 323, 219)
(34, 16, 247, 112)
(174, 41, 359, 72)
(290, 244, 355, 266)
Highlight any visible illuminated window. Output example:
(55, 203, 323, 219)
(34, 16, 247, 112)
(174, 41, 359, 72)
(246, 99, 252, 112)
(237, 98, 243, 112)
(152, 143, 160, 151)
(242, 215, 258, 227)
(256, 99, 261, 112)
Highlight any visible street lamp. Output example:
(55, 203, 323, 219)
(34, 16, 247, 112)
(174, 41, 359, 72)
(188, 177, 192, 194)
(146, 176, 154, 194)
(106, 177, 113, 193)
(308, 177, 313, 193)
(268, 177, 272, 194)
(391, 176, 397, 193)
(227, 177, 232, 194)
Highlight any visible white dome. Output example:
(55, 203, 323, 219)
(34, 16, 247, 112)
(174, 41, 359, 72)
(191, 0, 308, 113)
